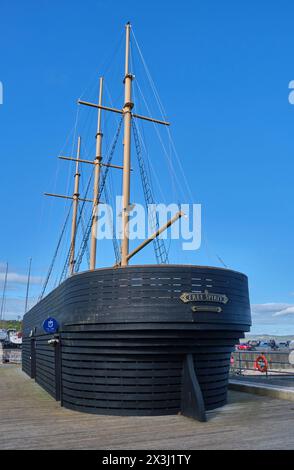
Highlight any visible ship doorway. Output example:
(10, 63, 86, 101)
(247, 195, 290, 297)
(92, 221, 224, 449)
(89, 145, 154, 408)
(30, 338, 36, 379)
(53, 335, 62, 402)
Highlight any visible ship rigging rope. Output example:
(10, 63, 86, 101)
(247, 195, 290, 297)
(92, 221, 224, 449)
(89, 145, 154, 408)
(58, 170, 94, 284)
(74, 116, 124, 272)
(38, 52, 127, 295)
(78, 30, 124, 103)
(39, 201, 72, 300)
(131, 28, 227, 268)
(62, 106, 81, 216)
(57, 94, 107, 283)
(130, 53, 168, 207)
(41, 103, 96, 292)
(133, 78, 183, 202)
(132, 119, 169, 264)
(103, 181, 121, 265)
(54, 107, 93, 284)
(58, 204, 91, 284)
(58, 203, 91, 284)
(80, 209, 91, 268)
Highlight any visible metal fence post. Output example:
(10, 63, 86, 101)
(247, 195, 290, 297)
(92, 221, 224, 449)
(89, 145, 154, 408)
(239, 351, 242, 375)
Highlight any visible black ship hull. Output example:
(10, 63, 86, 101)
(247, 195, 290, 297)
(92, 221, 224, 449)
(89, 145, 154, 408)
(22, 265, 251, 420)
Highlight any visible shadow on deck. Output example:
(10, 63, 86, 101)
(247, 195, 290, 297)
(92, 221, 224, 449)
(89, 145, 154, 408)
(0, 364, 294, 450)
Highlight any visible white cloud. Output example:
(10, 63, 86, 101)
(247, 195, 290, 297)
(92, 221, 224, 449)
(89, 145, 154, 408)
(1, 296, 39, 320)
(0, 271, 42, 285)
(273, 306, 294, 317)
(251, 303, 292, 314)
(249, 303, 294, 335)
(0, 263, 44, 320)
(252, 303, 294, 318)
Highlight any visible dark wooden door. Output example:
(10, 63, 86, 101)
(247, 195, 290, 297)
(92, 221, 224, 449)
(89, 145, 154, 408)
(30, 338, 36, 379)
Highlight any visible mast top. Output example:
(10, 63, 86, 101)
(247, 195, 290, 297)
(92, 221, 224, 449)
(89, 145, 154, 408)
(77, 23, 172, 269)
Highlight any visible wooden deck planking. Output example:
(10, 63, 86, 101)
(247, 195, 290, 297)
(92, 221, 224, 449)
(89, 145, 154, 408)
(0, 365, 293, 450)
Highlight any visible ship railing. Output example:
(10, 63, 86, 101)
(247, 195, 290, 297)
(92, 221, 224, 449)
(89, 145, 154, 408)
(229, 350, 294, 378)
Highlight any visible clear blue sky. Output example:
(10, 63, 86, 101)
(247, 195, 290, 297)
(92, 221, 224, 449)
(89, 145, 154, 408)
(1, 0, 294, 334)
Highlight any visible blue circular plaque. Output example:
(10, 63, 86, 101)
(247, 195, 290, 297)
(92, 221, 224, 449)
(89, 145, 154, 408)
(43, 317, 59, 334)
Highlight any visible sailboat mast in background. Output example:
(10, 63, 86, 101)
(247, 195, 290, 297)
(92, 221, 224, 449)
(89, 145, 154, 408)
(0, 262, 8, 321)
(24, 257, 32, 314)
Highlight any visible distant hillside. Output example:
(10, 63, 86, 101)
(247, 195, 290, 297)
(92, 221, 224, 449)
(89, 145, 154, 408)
(244, 333, 294, 342)
(0, 320, 22, 331)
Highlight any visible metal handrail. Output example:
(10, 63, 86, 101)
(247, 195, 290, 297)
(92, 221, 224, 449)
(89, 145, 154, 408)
(230, 350, 294, 376)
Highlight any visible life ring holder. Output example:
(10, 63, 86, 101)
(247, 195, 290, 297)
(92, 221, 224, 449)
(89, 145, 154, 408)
(254, 354, 268, 373)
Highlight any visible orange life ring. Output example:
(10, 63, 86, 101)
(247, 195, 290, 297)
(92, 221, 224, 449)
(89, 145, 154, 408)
(254, 354, 268, 373)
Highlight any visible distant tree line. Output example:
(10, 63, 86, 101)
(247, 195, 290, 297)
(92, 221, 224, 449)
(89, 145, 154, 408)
(0, 320, 22, 331)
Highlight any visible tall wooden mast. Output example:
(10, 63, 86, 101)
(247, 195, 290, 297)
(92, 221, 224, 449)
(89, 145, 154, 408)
(77, 23, 178, 270)
(121, 22, 133, 266)
(69, 136, 81, 275)
(90, 77, 104, 270)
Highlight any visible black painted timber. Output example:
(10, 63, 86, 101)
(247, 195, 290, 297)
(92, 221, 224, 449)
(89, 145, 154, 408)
(181, 354, 206, 421)
(22, 265, 251, 419)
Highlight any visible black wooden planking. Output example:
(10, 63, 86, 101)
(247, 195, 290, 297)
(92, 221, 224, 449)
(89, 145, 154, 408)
(22, 265, 251, 418)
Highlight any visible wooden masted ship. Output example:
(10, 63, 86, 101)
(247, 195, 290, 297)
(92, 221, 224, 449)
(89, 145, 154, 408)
(22, 23, 251, 422)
